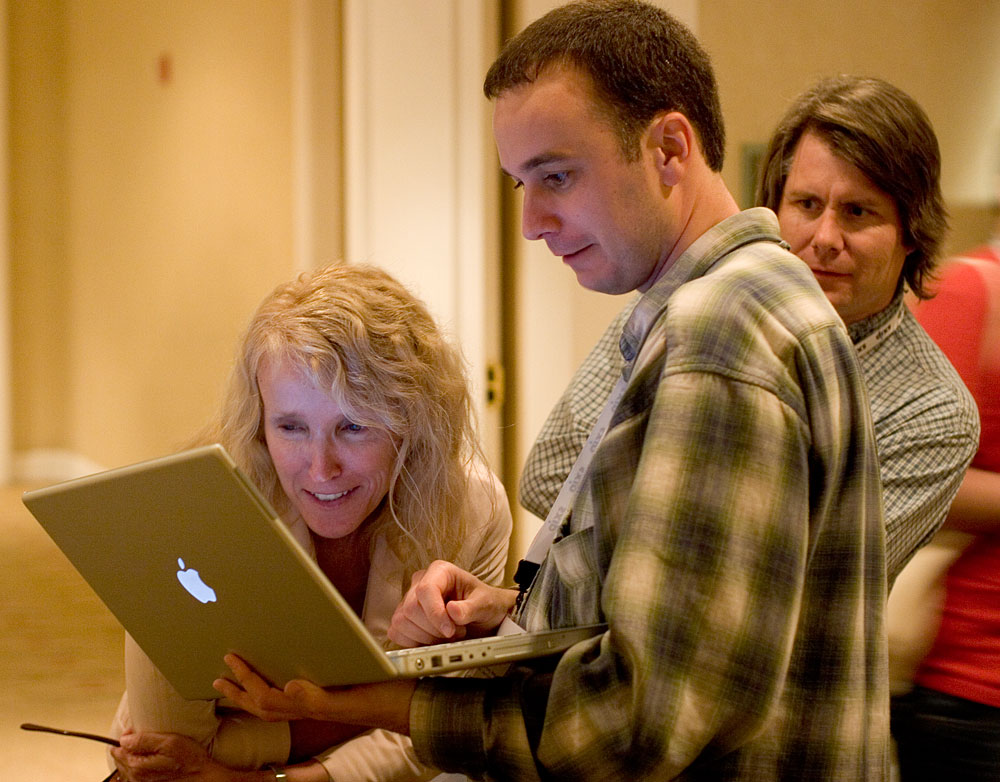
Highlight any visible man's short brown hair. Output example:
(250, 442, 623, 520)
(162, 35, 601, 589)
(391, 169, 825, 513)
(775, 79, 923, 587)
(484, 0, 725, 171)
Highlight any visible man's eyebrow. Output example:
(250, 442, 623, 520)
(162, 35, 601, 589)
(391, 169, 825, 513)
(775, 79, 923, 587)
(842, 195, 884, 209)
(784, 187, 882, 210)
(500, 152, 569, 179)
(782, 187, 822, 202)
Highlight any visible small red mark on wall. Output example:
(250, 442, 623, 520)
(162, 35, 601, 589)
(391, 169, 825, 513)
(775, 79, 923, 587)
(158, 53, 173, 85)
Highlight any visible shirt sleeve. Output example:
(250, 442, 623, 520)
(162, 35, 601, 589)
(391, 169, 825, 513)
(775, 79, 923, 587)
(913, 262, 990, 398)
(518, 302, 633, 520)
(877, 416, 977, 582)
(314, 729, 440, 782)
(412, 360, 814, 779)
(876, 262, 989, 578)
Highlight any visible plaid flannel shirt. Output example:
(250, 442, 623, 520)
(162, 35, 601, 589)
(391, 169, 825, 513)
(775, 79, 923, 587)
(411, 209, 889, 780)
(520, 293, 978, 588)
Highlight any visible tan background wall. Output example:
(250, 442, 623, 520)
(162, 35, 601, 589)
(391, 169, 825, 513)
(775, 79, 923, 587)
(700, 0, 1000, 250)
(9, 0, 313, 476)
(5, 0, 1000, 509)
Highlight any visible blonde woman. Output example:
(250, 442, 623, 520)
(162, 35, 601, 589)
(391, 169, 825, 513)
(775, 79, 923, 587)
(109, 263, 511, 782)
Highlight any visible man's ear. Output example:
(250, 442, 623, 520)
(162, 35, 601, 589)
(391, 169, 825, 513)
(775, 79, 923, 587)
(649, 112, 695, 187)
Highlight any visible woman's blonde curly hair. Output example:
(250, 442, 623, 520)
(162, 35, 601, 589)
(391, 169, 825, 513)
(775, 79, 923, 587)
(204, 262, 483, 567)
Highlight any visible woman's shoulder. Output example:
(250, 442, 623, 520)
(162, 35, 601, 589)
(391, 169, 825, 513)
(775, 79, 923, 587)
(462, 459, 513, 538)
(449, 460, 512, 583)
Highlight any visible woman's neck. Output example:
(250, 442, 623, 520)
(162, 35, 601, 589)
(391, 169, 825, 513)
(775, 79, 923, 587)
(312, 524, 373, 617)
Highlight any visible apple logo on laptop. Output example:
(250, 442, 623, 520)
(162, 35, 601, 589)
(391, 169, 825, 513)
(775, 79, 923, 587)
(176, 558, 217, 604)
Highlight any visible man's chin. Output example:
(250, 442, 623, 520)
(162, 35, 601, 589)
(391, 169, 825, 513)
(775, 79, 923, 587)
(820, 291, 856, 322)
(571, 269, 631, 296)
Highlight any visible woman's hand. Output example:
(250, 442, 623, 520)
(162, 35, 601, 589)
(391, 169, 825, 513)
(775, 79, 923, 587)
(112, 729, 331, 782)
(388, 560, 518, 647)
(111, 731, 226, 782)
(214, 655, 415, 736)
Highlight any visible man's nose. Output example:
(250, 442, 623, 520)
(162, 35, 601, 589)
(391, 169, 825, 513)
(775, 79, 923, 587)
(520, 187, 557, 241)
(811, 209, 844, 258)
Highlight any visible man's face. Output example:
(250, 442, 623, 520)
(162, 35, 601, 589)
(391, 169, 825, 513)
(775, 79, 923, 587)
(777, 131, 910, 325)
(492, 65, 675, 295)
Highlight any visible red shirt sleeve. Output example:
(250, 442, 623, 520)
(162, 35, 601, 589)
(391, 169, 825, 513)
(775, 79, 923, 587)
(911, 261, 990, 401)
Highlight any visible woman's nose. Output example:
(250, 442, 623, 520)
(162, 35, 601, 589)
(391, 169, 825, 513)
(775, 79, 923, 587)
(309, 442, 342, 481)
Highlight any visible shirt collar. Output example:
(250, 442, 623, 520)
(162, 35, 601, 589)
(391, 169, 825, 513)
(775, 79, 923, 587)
(847, 288, 905, 346)
(619, 207, 786, 366)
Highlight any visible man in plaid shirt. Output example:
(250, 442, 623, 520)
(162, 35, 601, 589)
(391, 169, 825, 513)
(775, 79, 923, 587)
(522, 76, 979, 591)
(212, 2, 889, 779)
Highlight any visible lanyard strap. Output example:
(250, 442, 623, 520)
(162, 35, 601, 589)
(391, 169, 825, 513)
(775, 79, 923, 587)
(513, 373, 630, 604)
(854, 301, 905, 358)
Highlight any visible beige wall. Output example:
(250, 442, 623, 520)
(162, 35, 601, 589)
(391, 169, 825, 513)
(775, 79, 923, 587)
(700, 0, 1000, 253)
(6, 0, 1000, 496)
(9, 0, 327, 475)
(9, 0, 69, 465)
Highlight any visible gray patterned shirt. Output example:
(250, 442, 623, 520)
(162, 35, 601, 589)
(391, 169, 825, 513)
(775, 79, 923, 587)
(847, 295, 979, 580)
(411, 209, 888, 780)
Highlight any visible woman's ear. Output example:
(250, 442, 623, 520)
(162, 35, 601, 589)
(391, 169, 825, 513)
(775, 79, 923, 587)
(648, 112, 694, 187)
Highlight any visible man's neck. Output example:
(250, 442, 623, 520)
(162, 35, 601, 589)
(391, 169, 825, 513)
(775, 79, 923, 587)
(645, 173, 740, 291)
(687, 174, 741, 240)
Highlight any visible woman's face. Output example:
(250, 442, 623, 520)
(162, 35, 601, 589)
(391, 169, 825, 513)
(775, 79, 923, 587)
(258, 358, 397, 540)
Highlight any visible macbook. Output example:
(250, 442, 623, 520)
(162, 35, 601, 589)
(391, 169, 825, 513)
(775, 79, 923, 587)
(22, 444, 604, 699)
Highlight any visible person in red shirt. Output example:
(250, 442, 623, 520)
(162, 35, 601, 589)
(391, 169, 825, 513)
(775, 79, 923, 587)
(894, 221, 1000, 779)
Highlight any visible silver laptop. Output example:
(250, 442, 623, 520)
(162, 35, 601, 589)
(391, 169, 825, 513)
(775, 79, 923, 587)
(22, 444, 604, 699)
